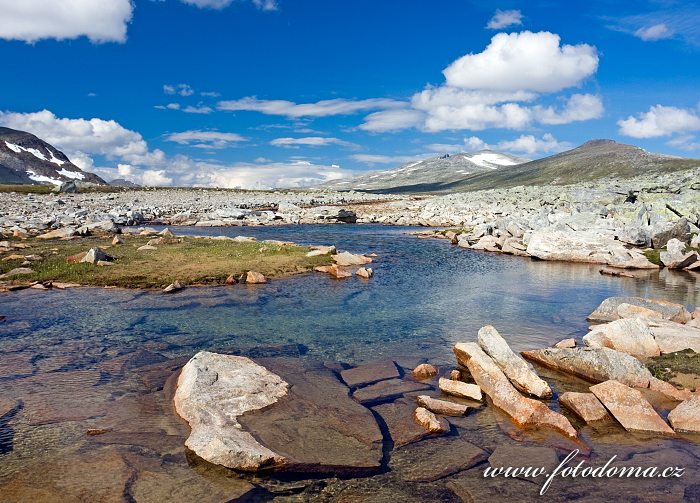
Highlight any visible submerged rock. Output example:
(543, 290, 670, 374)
(478, 325, 552, 398)
(438, 377, 482, 401)
(371, 398, 437, 448)
(521, 347, 653, 388)
(416, 395, 469, 416)
(453, 342, 577, 438)
(173, 351, 289, 471)
(589, 380, 675, 435)
(340, 360, 400, 388)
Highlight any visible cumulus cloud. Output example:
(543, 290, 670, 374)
(165, 130, 247, 148)
(360, 31, 601, 132)
(270, 137, 357, 148)
(486, 9, 523, 30)
(164, 84, 194, 96)
(218, 97, 402, 118)
(618, 105, 700, 138)
(634, 23, 673, 41)
(183, 105, 213, 114)
(0, 0, 133, 43)
(181, 0, 278, 10)
(350, 154, 432, 165)
(443, 31, 598, 93)
(667, 135, 700, 151)
(428, 134, 571, 157)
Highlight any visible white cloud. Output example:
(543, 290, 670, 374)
(350, 154, 431, 164)
(0, 0, 133, 43)
(534, 94, 604, 125)
(165, 130, 247, 148)
(181, 0, 278, 9)
(443, 31, 598, 93)
(270, 137, 357, 148)
(667, 135, 700, 151)
(618, 105, 700, 138)
(164, 84, 194, 96)
(634, 23, 673, 41)
(486, 9, 523, 30)
(464, 136, 489, 150)
(155, 103, 182, 110)
(183, 105, 213, 114)
(358, 109, 425, 132)
(218, 97, 402, 118)
(428, 134, 570, 156)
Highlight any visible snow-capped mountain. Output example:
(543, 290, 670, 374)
(323, 150, 528, 192)
(0, 127, 106, 185)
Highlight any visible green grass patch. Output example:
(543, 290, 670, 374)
(643, 248, 662, 265)
(0, 235, 332, 288)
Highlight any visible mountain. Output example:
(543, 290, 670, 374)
(327, 140, 700, 194)
(323, 150, 528, 192)
(109, 178, 142, 188)
(0, 127, 106, 185)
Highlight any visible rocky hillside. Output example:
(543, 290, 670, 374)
(0, 127, 105, 186)
(437, 140, 700, 193)
(323, 151, 528, 192)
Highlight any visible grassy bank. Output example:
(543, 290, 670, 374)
(0, 235, 332, 288)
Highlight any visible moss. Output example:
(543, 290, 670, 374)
(0, 235, 332, 289)
(646, 349, 700, 382)
(643, 248, 662, 265)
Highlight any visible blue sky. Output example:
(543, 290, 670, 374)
(0, 0, 699, 187)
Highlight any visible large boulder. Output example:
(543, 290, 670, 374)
(589, 380, 674, 435)
(80, 247, 114, 265)
(521, 347, 652, 388)
(453, 343, 577, 439)
(587, 296, 691, 324)
(660, 238, 698, 269)
(526, 228, 658, 269)
(667, 396, 700, 433)
(582, 318, 660, 359)
(477, 325, 552, 398)
(173, 351, 289, 472)
(645, 320, 700, 353)
(651, 218, 691, 249)
(332, 251, 372, 266)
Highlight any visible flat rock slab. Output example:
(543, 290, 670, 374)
(590, 380, 675, 435)
(478, 325, 552, 398)
(389, 435, 488, 482)
(416, 395, 469, 416)
(646, 320, 700, 353)
(238, 358, 384, 473)
(340, 359, 400, 388)
(372, 398, 438, 448)
(488, 444, 560, 477)
(438, 378, 482, 401)
(454, 343, 577, 439)
(583, 318, 660, 359)
(588, 297, 691, 324)
(521, 347, 652, 388)
(174, 351, 289, 472)
(559, 392, 612, 424)
(0, 397, 20, 418)
(130, 467, 254, 503)
(668, 396, 700, 433)
(352, 378, 431, 404)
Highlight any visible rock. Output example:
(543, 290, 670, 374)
(454, 342, 577, 438)
(411, 363, 438, 379)
(651, 218, 691, 249)
(332, 251, 372, 266)
(0, 267, 34, 278)
(351, 378, 431, 404)
(237, 358, 384, 472)
(526, 228, 658, 269)
(660, 238, 698, 269)
(66, 251, 88, 263)
(137, 244, 157, 251)
(645, 319, 700, 353)
(389, 435, 487, 482)
(371, 398, 437, 448)
(157, 227, 175, 238)
(488, 445, 560, 478)
(312, 206, 357, 223)
(173, 351, 289, 471)
(111, 235, 124, 245)
(648, 376, 694, 402)
(599, 267, 635, 278)
(225, 273, 238, 285)
(355, 267, 373, 279)
(413, 407, 450, 434)
(1, 254, 26, 262)
(559, 392, 612, 424)
(306, 245, 336, 257)
(667, 396, 700, 433)
(130, 468, 255, 503)
(554, 338, 576, 349)
(449, 369, 462, 380)
(478, 325, 552, 398)
(313, 265, 333, 273)
(616, 303, 664, 321)
(0, 397, 20, 418)
(583, 318, 660, 359)
(328, 264, 352, 279)
(416, 395, 469, 416)
(340, 360, 400, 388)
(36, 227, 77, 240)
(589, 380, 675, 435)
(245, 271, 267, 284)
(521, 347, 652, 387)
(471, 235, 500, 252)
(96, 260, 113, 266)
(80, 247, 113, 264)
(85, 220, 118, 234)
(162, 281, 183, 294)
(438, 378, 482, 401)
(587, 296, 691, 324)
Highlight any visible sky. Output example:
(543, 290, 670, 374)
(0, 0, 699, 188)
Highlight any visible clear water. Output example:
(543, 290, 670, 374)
(0, 224, 698, 502)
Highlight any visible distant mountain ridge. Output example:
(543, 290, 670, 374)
(326, 140, 700, 194)
(323, 150, 529, 192)
(0, 127, 106, 186)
